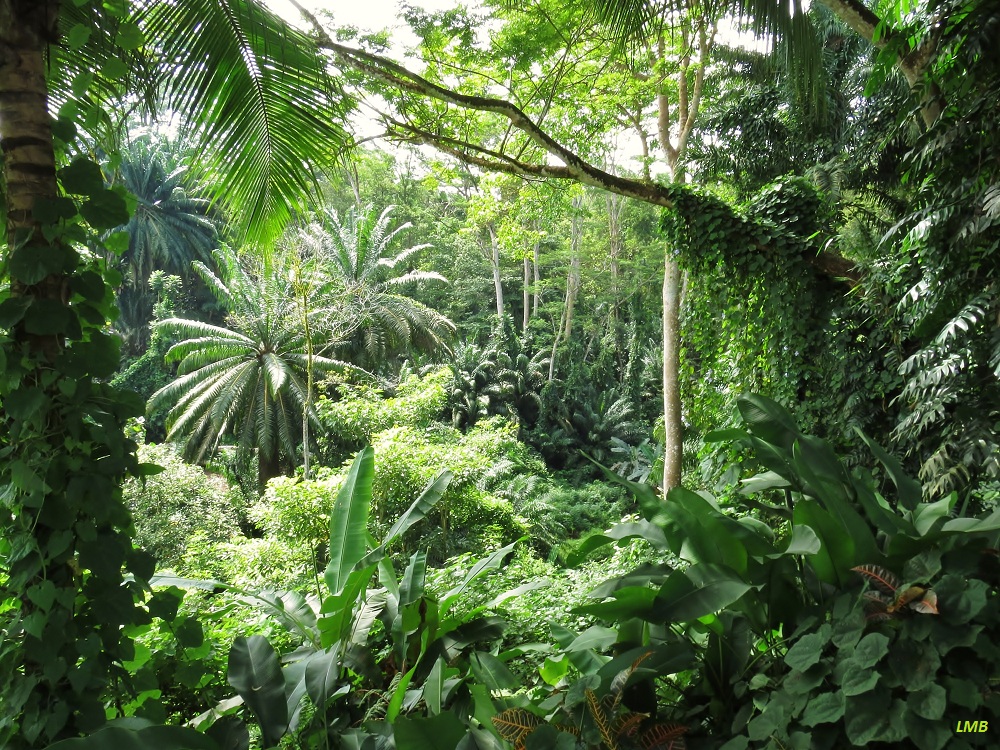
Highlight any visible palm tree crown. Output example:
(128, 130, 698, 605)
(111, 134, 219, 353)
(149, 251, 360, 488)
(297, 204, 456, 369)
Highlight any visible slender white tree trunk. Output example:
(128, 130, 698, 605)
(523, 255, 531, 332)
(563, 196, 583, 340)
(488, 224, 504, 317)
(662, 258, 683, 488)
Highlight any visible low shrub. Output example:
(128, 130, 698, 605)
(123, 443, 242, 568)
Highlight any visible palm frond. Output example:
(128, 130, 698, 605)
(137, 0, 349, 244)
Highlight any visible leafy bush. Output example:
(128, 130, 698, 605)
(250, 472, 346, 551)
(527, 395, 1000, 748)
(317, 367, 450, 461)
(370, 418, 535, 563)
(123, 443, 242, 568)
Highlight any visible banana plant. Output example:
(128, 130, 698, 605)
(169, 447, 522, 749)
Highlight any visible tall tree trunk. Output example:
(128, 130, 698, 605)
(522, 255, 531, 332)
(662, 259, 683, 489)
(2, 3, 61, 321)
(299, 281, 314, 480)
(606, 192, 623, 329)
(259, 449, 282, 492)
(533, 239, 541, 316)
(562, 197, 582, 340)
(488, 224, 504, 318)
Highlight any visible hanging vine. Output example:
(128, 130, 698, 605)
(662, 178, 898, 478)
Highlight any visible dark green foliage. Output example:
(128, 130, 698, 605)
(123, 443, 242, 568)
(111, 272, 185, 442)
(884, 0, 1000, 499)
(0, 153, 160, 743)
(446, 316, 548, 434)
(564, 395, 1000, 746)
(665, 178, 897, 474)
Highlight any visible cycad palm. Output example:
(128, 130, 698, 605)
(112, 135, 219, 354)
(300, 205, 456, 369)
(149, 254, 359, 489)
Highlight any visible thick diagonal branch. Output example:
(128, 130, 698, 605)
(288, 0, 859, 286)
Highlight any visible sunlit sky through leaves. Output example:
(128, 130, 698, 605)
(263, 1, 757, 176)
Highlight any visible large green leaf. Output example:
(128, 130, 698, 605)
(318, 564, 375, 648)
(550, 623, 609, 675)
(325, 447, 374, 596)
(737, 394, 801, 449)
(652, 563, 752, 623)
(469, 651, 519, 692)
(394, 712, 467, 750)
(302, 647, 348, 709)
(566, 520, 668, 566)
(355, 470, 452, 570)
(399, 551, 428, 607)
(565, 625, 618, 653)
(855, 429, 922, 511)
(45, 729, 216, 750)
(793, 500, 855, 588)
(440, 539, 521, 618)
(662, 488, 752, 574)
(226, 636, 288, 748)
(136, 0, 349, 244)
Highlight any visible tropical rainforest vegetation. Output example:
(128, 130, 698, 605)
(0, 0, 998, 748)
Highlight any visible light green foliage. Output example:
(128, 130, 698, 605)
(124, 444, 242, 568)
(250, 473, 346, 553)
(371, 419, 531, 562)
(426, 539, 658, 673)
(317, 366, 450, 453)
(181, 535, 315, 591)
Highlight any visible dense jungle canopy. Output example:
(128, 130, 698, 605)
(0, 0, 998, 747)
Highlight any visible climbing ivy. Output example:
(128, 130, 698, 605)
(662, 178, 898, 475)
(0, 143, 173, 744)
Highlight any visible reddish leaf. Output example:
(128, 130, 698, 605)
(586, 689, 617, 750)
(492, 708, 539, 747)
(615, 712, 646, 738)
(908, 588, 939, 614)
(851, 565, 900, 595)
(640, 722, 687, 750)
(888, 585, 929, 613)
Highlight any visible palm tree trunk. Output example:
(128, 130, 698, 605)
(259, 448, 282, 491)
(2, 3, 62, 351)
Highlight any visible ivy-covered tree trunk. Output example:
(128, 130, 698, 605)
(1, 1, 60, 278)
(1, 3, 149, 744)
